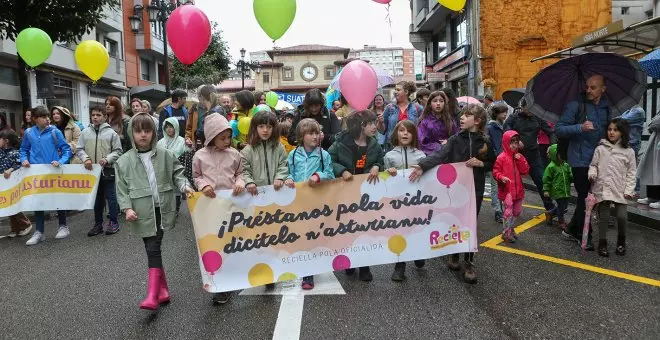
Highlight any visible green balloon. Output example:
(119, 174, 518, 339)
(253, 0, 296, 41)
(265, 91, 279, 108)
(16, 28, 53, 67)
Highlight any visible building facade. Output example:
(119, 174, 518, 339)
(254, 44, 350, 100)
(613, 0, 654, 26)
(348, 45, 421, 82)
(0, 4, 127, 127)
(409, 0, 612, 99)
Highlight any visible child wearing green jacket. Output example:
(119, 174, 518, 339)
(116, 113, 194, 311)
(543, 144, 573, 229)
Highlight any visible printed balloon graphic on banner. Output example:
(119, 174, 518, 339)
(265, 91, 279, 108)
(248, 263, 274, 286)
(166, 5, 212, 65)
(372, 0, 392, 4)
(201, 251, 223, 275)
(16, 28, 53, 67)
(75, 41, 109, 82)
(436, 164, 457, 187)
(332, 255, 351, 270)
(438, 0, 466, 11)
(254, 0, 297, 41)
(339, 60, 378, 111)
(388, 235, 407, 256)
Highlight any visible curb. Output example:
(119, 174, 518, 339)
(522, 182, 659, 231)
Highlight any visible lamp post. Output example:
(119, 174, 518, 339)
(237, 48, 262, 90)
(128, 1, 193, 96)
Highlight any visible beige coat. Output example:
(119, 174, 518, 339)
(588, 139, 637, 204)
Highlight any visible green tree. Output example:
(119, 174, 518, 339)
(0, 0, 121, 111)
(170, 22, 231, 90)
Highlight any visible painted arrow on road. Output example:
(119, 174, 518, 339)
(240, 272, 346, 340)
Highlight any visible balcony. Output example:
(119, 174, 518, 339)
(411, 0, 452, 33)
(97, 5, 124, 33)
(136, 33, 165, 58)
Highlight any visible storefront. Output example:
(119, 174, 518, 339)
(427, 45, 469, 94)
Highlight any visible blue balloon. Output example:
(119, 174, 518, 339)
(230, 120, 239, 138)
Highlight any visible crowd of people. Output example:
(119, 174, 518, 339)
(2, 74, 659, 311)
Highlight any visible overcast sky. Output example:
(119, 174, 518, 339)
(195, 0, 414, 63)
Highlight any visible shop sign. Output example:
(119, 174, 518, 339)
(432, 46, 467, 72)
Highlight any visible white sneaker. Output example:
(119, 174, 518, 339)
(637, 198, 650, 204)
(55, 226, 70, 239)
(26, 231, 45, 246)
(18, 225, 33, 237)
(650, 202, 660, 209)
(6, 231, 18, 238)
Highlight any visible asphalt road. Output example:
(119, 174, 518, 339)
(1, 190, 658, 340)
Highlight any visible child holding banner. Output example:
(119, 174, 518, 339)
(115, 113, 193, 311)
(192, 113, 245, 304)
(383, 120, 427, 282)
(0, 130, 32, 238)
(20, 106, 72, 246)
(76, 106, 123, 236)
(329, 110, 384, 282)
(287, 118, 334, 289)
(241, 110, 291, 289)
(410, 104, 495, 284)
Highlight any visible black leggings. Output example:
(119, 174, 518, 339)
(142, 208, 163, 268)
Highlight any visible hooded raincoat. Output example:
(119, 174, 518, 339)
(158, 117, 188, 159)
(589, 139, 637, 204)
(493, 130, 530, 201)
(542, 144, 573, 200)
(192, 114, 243, 191)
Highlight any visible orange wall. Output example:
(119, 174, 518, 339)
(479, 0, 612, 98)
(123, 0, 156, 87)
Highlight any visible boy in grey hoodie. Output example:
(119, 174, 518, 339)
(76, 106, 123, 236)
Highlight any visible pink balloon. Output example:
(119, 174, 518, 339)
(339, 60, 378, 111)
(332, 255, 351, 271)
(372, 0, 392, 3)
(436, 164, 457, 187)
(201, 251, 222, 275)
(166, 5, 212, 65)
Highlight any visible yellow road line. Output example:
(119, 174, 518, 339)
(483, 197, 546, 211)
(481, 213, 660, 287)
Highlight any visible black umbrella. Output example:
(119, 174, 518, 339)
(524, 53, 647, 123)
(502, 88, 525, 108)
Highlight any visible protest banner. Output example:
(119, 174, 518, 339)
(188, 164, 477, 292)
(0, 164, 102, 217)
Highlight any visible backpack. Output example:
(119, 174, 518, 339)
(164, 104, 188, 120)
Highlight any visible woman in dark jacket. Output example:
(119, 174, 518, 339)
(288, 89, 341, 150)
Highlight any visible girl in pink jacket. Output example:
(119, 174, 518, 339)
(588, 118, 636, 257)
(192, 113, 245, 305)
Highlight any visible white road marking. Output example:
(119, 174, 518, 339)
(240, 272, 346, 340)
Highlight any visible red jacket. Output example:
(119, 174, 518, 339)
(493, 130, 530, 201)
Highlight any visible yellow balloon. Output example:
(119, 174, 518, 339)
(277, 272, 297, 282)
(75, 40, 109, 82)
(248, 263, 274, 286)
(438, 0, 466, 11)
(238, 117, 252, 135)
(388, 235, 407, 256)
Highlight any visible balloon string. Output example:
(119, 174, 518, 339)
(386, 4, 393, 44)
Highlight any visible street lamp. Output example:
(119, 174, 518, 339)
(128, 0, 193, 96)
(237, 48, 262, 90)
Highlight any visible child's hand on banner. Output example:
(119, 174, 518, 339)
(84, 160, 93, 170)
(246, 183, 258, 196)
(308, 173, 320, 187)
(285, 178, 295, 188)
(183, 186, 195, 198)
(51, 161, 60, 167)
(367, 166, 380, 184)
(273, 179, 284, 191)
(3, 169, 12, 179)
(387, 167, 397, 176)
(465, 157, 483, 168)
(202, 185, 216, 198)
(409, 165, 423, 182)
(125, 209, 138, 222)
(342, 171, 353, 181)
(233, 180, 245, 196)
(22, 160, 30, 168)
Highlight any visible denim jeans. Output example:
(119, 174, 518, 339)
(524, 149, 556, 211)
(94, 179, 118, 224)
(35, 210, 67, 233)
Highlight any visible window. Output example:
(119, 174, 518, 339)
(452, 18, 467, 49)
(45, 76, 78, 112)
(282, 67, 293, 81)
(325, 66, 336, 80)
(104, 38, 119, 58)
(151, 22, 162, 38)
(140, 58, 151, 81)
(263, 72, 270, 84)
(0, 66, 18, 86)
(621, 7, 629, 15)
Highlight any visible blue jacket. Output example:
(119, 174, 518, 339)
(556, 98, 610, 167)
(619, 105, 645, 147)
(487, 120, 504, 155)
(20, 125, 72, 164)
(286, 146, 335, 182)
(381, 102, 422, 143)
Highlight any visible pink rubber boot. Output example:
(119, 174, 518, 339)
(139, 268, 161, 310)
(158, 268, 170, 304)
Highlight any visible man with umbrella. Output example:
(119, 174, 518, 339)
(556, 74, 610, 250)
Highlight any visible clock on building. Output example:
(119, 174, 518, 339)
(300, 63, 318, 82)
